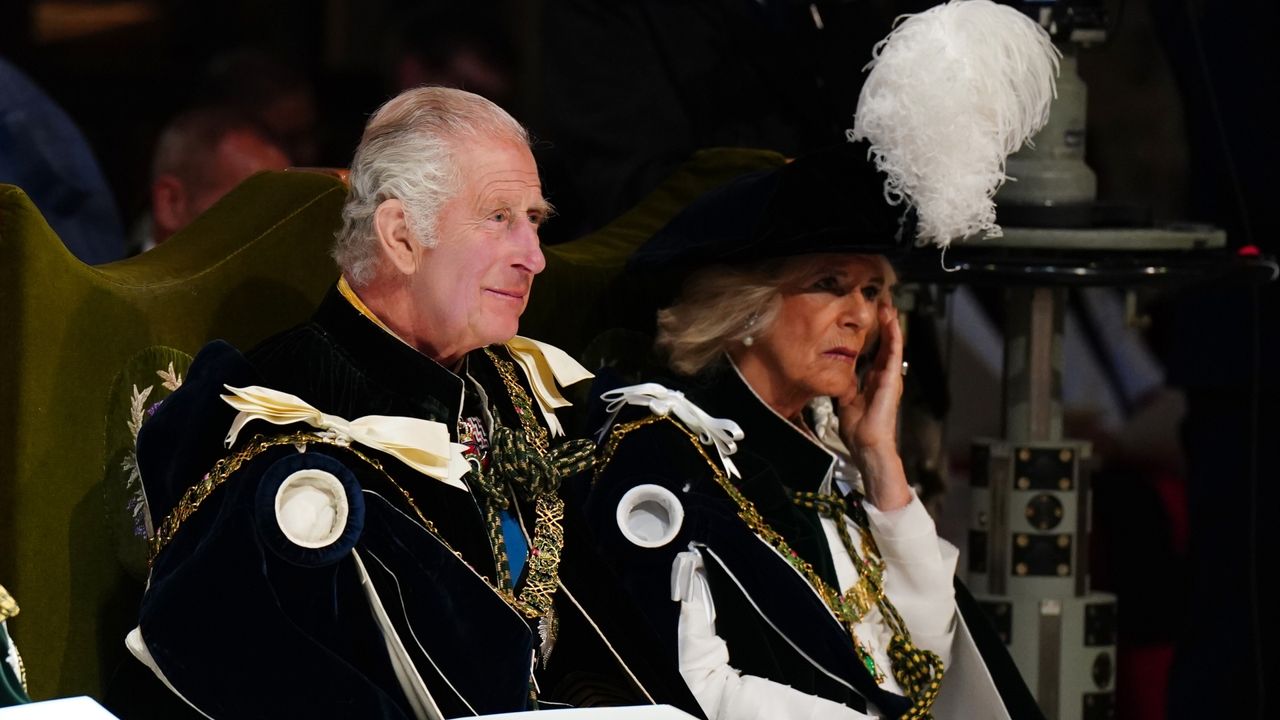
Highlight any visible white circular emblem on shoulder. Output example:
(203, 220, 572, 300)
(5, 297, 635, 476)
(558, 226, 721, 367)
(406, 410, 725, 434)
(274, 469, 349, 548)
(617, 484, 684, 548)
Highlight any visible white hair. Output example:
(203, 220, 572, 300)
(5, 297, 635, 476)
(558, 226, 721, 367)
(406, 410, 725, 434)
(333, 86, 530, 286)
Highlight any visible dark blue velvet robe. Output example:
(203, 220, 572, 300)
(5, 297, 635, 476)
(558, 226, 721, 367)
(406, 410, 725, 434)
(569, 364, 1044, 719)
(133, 288, 590, 718)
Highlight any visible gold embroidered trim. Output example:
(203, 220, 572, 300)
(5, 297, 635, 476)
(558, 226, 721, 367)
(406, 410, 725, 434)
(147, 426, 570, 636)
(147, 432, 438, 565)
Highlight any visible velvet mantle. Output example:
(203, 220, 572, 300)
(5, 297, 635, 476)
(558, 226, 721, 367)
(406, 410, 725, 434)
(133, 287, 586, 718)
(575, 363, 1044, 719)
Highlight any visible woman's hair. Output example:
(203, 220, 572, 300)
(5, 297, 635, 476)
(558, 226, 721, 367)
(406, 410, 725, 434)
(333, 86, 529, 287)
(656, 254, 896, 376)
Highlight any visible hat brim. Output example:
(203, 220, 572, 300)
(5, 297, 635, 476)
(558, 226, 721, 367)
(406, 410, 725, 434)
(629, 142, 915, 274)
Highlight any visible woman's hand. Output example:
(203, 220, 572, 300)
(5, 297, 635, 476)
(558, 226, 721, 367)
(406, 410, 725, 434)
(837, 304, 912, 511)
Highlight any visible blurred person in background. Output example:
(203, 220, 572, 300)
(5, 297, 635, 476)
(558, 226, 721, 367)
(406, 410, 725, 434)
(136, 105, 290, 252)
(0, 55, 124, 264)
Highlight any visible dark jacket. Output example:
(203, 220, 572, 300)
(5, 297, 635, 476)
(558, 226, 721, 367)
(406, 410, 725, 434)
(134, 287, 587, 718)
(573, 362, 1043, 719)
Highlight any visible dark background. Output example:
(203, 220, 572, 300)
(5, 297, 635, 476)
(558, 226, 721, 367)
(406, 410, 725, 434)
(2, 1, 1276, 718)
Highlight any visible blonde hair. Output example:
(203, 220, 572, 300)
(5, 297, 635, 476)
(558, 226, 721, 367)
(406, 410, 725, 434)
(656, 254, 896, 376)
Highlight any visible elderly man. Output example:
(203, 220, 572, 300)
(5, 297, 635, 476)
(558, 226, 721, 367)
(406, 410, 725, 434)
(126, 87, 613, 718)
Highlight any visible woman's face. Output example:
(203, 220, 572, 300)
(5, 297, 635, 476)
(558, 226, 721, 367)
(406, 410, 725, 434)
(734, 255, 890, 417)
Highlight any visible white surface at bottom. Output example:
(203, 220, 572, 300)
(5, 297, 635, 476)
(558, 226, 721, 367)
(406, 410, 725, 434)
(0, 697, 120, 718)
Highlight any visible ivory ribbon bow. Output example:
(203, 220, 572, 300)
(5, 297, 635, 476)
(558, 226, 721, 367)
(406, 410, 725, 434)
(599, 383, 745, 479)
(221, 385, 471, 491)
(505, 336, 594, 437)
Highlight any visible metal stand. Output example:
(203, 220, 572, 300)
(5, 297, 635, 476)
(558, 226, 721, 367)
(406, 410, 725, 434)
(895, 4, 1278, 718)
(967, 286, 1116, 720)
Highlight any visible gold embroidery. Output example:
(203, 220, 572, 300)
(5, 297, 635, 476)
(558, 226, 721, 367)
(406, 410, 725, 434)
(147, 432, 439, 565)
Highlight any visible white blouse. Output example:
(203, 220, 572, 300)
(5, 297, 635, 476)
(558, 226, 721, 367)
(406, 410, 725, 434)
(674, 491, 957, 720)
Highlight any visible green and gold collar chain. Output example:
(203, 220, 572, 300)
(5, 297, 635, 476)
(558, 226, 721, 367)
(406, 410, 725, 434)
(476, 349, 594, 623)
(790, 489, 887, 681)
(599, 415, 944, 719)
(791, 490, 946, 717)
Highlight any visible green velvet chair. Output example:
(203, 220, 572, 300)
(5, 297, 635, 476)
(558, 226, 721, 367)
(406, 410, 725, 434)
(0, 148, 783, 706)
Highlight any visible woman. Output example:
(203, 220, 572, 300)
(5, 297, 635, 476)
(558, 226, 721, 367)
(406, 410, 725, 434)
(570, 4, 1058, 716)
(580, 145, 976, 719)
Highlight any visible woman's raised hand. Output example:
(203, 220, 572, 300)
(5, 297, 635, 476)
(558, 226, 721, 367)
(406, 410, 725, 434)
(837, 305, 911, 511)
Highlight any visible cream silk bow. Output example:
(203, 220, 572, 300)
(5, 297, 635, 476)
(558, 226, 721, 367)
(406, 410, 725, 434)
(221, 385, 471, 491)
(599, 383, 745, 479)
(504, 335, 594, 438)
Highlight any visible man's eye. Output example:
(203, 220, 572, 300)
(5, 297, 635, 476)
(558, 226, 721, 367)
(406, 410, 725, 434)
(861, 285, 882, 301)
(490, 211, 509, 223)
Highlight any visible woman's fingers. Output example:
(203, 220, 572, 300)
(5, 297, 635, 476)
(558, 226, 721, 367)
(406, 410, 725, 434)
(876, 305, 903, 374)
(838, 305, 906, 452)
(863, 306, 904, 418)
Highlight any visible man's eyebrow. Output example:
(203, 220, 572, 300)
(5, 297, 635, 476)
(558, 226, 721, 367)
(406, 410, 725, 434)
(530, 199, 556, 222)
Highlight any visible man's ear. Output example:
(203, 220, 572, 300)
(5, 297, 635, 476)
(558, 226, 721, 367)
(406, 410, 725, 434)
(373, 198, 418, 275)
(151, 175, 188, 244)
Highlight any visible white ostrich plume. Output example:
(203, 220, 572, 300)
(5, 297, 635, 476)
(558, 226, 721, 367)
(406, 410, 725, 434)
(849, 0, 1060, 247)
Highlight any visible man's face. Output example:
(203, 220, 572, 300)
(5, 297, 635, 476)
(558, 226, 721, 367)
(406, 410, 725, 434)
(404, 138, 547, 364)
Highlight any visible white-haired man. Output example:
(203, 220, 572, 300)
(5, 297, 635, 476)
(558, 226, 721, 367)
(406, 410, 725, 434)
(125, 87, 619, 718)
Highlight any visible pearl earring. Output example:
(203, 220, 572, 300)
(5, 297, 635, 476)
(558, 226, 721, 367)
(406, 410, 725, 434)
(741, 312, 760, 346)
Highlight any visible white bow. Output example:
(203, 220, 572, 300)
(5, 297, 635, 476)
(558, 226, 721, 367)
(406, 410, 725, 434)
(599, 383, 745, 479)
(504, 336, 594, 438)
(221, 385, 472, 491)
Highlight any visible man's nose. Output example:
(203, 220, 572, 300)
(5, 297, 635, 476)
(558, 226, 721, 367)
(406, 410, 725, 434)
(514, 220, 546, 275)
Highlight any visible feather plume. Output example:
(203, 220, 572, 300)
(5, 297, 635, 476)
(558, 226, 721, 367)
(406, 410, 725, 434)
(849, 0, 1059, 247)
